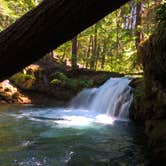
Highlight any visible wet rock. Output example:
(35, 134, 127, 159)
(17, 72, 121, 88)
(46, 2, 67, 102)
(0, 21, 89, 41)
(134, 19, 166, 163)
(0, 80, 31, 104)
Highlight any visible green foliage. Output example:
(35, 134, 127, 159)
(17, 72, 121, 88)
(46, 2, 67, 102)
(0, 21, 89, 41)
(55, 1, 145, 73)
(0, 0, 40, 31)
(0, 0, 16, 18)
(10, 72, 35, 86)
(63, 79, 93, 91)
(64, 79, 78, 90)
(156, 3, 166, 23)
(54, 0, 163, 74)
(52, 72, 68, 82)
(50, 79, 62, 86)
(0, 0, 161, 74)
(11, 72, 35, 82)
(78, 79, 93, 88)
(50, 72, 93, 90)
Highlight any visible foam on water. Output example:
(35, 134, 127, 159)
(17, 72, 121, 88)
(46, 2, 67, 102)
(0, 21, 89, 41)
(10, 77, 133, 127)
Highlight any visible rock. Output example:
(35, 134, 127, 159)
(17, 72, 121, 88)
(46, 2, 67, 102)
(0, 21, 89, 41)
(134, 18, 166, 163)
(129, 78, 143, 88)
(0, 80, 31, 104)
(145, 120, 166, 164)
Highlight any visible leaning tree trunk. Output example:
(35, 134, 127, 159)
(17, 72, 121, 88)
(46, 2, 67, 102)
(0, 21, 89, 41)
(0, 0, 129, 81)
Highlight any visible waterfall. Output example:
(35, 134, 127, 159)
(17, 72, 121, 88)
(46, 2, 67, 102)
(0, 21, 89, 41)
(14, 77, 133, 126)
(70, 77, 133, 119)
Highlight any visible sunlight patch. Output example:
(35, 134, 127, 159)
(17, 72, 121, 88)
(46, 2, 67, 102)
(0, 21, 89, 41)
(56, 116, 93, 126)
(95, 115, 115, 125)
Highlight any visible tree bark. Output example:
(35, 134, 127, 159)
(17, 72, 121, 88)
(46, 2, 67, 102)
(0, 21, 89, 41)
(84, 36, 92, 69)
(0, 0, 129, 81)
(116, 11, 121, 58)
(94, 44, 100, 70)
(135, 0, 144, 49)
(90, 24, 97, 70)
(71, 36, 78, 70)
(85, 36, 92, 69)
(101, 40, 107, 69)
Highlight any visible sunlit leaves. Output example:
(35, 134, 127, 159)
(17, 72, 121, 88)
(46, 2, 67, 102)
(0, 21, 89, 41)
(0, 0, 40, 30)
(0, 0, 160, 74)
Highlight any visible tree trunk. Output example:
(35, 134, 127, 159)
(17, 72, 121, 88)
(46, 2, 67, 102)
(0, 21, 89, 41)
(94, 44, 100, 70)
(71, 36, 78, 70)
(135, 0, 144, 49)
(101, 40, 107, 69)
(85, 36, 92, 69)
(90, 25, 97, 70)
(0, 0, 129, 81)
(130, 2, 136, 36)
(116, 11, 121, 58)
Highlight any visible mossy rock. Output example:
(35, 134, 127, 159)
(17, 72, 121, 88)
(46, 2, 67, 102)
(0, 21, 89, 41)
(50, 71, 94, 92)
(63, 78, 93, 91)
(10, 72, 36, 89)
(129, 78, 148, 120)
(50, 79, 62, 86)
(51, 72, 68, 81)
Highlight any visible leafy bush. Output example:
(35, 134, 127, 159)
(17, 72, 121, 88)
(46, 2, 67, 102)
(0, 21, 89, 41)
(11, 72, 35, 85)
(63, 78, 93, 90)
(156, 3, 166, 23)
(10, 72, 36, 89)
(78, 79, 93, 88)
(50, 79, 62, 86)
(52, 72, 68, 82)
(65, 79, 78, 90)
(50, 71, 94, 91)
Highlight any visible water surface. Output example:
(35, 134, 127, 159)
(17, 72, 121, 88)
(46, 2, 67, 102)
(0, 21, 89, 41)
(0, 105, 147, 166)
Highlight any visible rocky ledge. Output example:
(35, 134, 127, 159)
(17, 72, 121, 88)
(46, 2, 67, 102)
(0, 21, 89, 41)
(130, 17, 166, 164)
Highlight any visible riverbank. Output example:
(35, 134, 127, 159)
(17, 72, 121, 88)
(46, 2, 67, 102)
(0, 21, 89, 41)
(0, 68, 124, 105)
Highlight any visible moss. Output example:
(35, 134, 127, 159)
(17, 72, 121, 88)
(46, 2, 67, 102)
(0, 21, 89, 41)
(138, 16, 166, 113)
(78, 79, 93, 88)
(60, 78, 93, 91)
(50, 79, 62, 86)
(137, 15, 166, 163)
(130, 78, 148, 120)
(50, 71, 94, 92)
(10, 72, 36, 89)
(11, 73, 35, 83)
(51, 72, 68, 82)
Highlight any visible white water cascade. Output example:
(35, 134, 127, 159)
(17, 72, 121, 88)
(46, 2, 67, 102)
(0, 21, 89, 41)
(13, 77, 133, 127)
(70, 77, 133, 119)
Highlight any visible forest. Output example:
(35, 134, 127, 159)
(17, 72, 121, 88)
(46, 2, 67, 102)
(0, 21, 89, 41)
(0, 0, 162, 73)
(0, 0, 165, 165)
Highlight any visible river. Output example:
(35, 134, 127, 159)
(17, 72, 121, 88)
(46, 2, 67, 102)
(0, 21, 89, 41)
(0, 78, 148, 165)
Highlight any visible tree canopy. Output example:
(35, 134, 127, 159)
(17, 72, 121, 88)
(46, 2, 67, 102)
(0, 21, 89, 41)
(0, 0, 165, 80)
(0, 0, 130, 81)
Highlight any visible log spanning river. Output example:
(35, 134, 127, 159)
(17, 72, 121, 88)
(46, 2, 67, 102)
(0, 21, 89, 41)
(0, 78, 148, 165)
